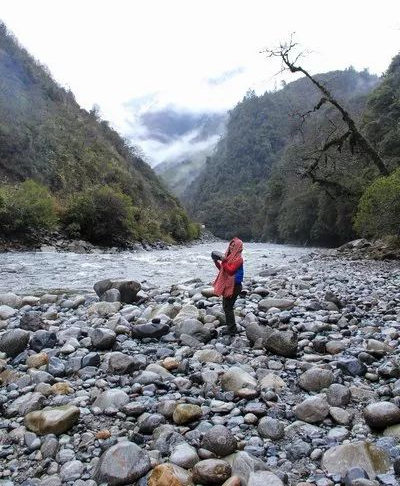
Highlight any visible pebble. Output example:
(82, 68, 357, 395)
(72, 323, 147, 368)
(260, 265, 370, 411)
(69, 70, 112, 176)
(0, 255, 398, 485)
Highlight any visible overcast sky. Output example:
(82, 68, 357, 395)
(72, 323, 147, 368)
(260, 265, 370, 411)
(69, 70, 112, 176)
(1, 0, 400, 163)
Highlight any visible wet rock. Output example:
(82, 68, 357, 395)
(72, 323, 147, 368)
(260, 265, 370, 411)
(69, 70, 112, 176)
(20, 311, 46, 331)
(221, 367, 257, 392)
(93, 441, 151, 485)
(294, 395, 330, 423)
(264, 330, 298, 358)
(248, 471, 284, 486)
(148, 463, 193, 486)
(344, 467, 369, 485)
(173, 404, 202, 424)
(326, 384, 351, 407)
(257, 416, 284, 440)
(299, 367, 334, 392)
(30, 330, 57, 352)
(321, 441, 390, 479)
(139, 413, 166, 434)
(0, 329, 30, 357)
(176, 319, 214, 343)
(173, 305, 200, 325)
(7, 392, 45, 417)
(170, 442, 199, 468)
(26, 352, 49, 368)
(60, 460, 84, 482)
(131, 322, 170, 339)
(0, 292, 22, 308)
(225, 452, 268, 484)
(245, 322, 272, 347)
(194, 349, 224, 364)
(94, 279, 141, 303)
(337, 358, 367, 377)
(192, 459, 231, 485)
(25, 405, 80, 435)
(106, 352, 137, 374)
(90, 328, 116, 350)
(88, 301, 121, 317)
(92, 389, 129, 411)
(259, 373, 285, 392)
(364, 402, 400, 429)
(258, 298, 295, 311)
(0, 304, 17, 320)
(201, 425, 237, 457)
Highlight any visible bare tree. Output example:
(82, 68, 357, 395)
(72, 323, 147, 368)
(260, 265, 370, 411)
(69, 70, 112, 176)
(262, 37, 389, 178)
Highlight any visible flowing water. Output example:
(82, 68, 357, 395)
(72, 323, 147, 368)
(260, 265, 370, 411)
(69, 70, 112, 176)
(0, 242, 315, 295)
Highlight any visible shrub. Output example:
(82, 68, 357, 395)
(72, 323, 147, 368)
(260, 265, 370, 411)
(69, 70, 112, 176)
(65, 186, 136, 245)
(0, 179, 58, 234)
(354, 168, 400, 238)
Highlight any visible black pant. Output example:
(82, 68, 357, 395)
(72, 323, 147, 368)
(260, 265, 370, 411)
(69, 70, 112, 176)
(223, 284, 242, 334)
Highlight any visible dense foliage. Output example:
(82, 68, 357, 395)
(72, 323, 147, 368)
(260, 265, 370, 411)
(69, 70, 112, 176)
(186, 68, 381, 245)
(0, 180, 58, 234)
(0, 23, 198, 244)
(354, 168, 400, 238)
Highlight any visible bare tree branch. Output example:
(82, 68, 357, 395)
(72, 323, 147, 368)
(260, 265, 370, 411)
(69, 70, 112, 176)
(263, 38, 389, 176)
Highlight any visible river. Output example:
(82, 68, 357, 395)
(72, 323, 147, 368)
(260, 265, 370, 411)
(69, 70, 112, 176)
(0, 242, 315, 295)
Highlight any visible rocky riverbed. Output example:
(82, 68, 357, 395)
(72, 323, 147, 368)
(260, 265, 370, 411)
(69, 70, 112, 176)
(0, 248, 399, 486)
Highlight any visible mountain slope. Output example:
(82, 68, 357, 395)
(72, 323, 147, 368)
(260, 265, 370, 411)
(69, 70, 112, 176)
(185, 68, 380, 243)
(0, 22, 197, 244)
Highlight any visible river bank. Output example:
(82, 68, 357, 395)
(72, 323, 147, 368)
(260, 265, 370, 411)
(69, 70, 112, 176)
(0, 228, 219, 255)
(0, 247, 399, 485)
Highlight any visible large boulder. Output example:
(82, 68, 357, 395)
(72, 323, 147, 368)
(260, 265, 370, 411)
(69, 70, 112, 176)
(25, 405, 80, 435)
(192, 459, 231, 485)
(131, 322, 170, 339)
(299, 368, 334, 392)
(264, 330, 298, 358)
(0, 293, 22, 308)
(173, 404, 202, 425)
(6, 392, 46, 417)
(88, 301, 121, 317)
(93, 441, 151, 485)
(201, 425, 237, 457)
(221, 367, 257, 392)
(225, 452, 268, 484)
(258, 298, 295, 311)
(94, 279, 141, 304)
(92, 389, 129, 411)
(0, 329, 30, 357)
(20, 311, 46, 331)
(294, 395, 330, 423)
(30, 330, 58, 352)
(0, 305, 17, 320)
(175, 319, 214, 343)
(90, 328, 116, 350)
(246, 322, 273, 347)
(364, 402, 400, 429)
(106, 352, 137, 374)
(148, 463, 193, 486)
(248, 472, 284, 486)
(173, 305, 200, 325)
(321, 441, 390, 479)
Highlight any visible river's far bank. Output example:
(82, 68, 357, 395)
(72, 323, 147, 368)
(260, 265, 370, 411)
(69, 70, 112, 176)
(0, 227, 220, 255)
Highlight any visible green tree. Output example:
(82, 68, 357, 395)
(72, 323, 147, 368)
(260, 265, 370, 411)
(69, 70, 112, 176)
(65, 186, 137, 245)
(0, 180, 58, 233)
(354, 168, 400, 238)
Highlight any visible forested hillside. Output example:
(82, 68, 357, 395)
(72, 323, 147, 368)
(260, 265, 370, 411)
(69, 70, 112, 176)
(185, 62, 400, 246)
(0, 23, 199, 246)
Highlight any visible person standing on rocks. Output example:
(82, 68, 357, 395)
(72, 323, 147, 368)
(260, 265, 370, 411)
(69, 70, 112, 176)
(213, 237, 244, 339)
